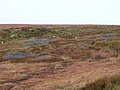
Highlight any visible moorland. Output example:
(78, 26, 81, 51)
(0, 25, 120, 90)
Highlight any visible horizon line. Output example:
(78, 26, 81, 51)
(0, 24, 120, 25)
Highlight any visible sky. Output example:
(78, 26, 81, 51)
(0, 0, 120, 24)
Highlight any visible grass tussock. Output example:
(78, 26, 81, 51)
(79, 75, 120, 90)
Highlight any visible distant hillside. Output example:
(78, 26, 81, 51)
(0, 24, 78, 29)
(0, 24, 119, 29)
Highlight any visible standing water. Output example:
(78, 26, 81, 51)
(24, 39, 49, 46)
(3, 52, 33, 59)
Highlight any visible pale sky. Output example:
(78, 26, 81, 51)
(0, 0, 120, 24)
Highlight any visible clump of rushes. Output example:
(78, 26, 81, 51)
(10, 57, 33, 63)
(79, 75, 120, 90)
(109, 41, 120, 58)
(93, 41, 109, 48)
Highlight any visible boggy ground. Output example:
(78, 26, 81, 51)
(1, 59, 120, 90)
(0, 25, 120, 90)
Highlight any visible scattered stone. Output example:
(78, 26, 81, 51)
(54, 64, 63, 69)
(53, 36, 56, 38)
(10, 35, 14, 38)
(1, 41, 4, 44)
(75, 37, 78, 39)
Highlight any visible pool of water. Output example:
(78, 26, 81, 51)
(3, 52, 33, 59)
(96, 33, 117, 40)
(24, 39, 49, 46)
(80, 41, 91, 46)
(0, 81, 17, 85)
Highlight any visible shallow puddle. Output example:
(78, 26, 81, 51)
(96, 33, 117, 40)
(24, 39, 49, 46)
(80, 41, 91, 46)
(3, 52, 33, 59)
(0, 81, 17, 85)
